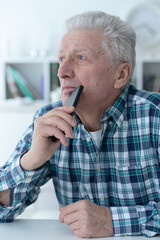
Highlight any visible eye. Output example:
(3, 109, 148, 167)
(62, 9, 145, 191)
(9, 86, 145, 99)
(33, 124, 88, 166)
(59, 56, 65, 62)
(78, 55, 85, 60)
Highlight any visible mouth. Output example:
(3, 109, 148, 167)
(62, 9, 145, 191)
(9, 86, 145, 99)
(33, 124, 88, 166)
(62, 86, 77, 95)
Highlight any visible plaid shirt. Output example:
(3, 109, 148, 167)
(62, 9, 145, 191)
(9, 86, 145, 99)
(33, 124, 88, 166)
(0, 84, 160, 237)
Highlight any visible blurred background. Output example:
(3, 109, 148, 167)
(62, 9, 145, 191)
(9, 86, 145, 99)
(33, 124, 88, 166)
(0, 0, 160, 219)
(1, 0, 160, 58)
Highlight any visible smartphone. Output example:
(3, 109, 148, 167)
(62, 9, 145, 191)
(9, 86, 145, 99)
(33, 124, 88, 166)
(50, 85, 84, 142)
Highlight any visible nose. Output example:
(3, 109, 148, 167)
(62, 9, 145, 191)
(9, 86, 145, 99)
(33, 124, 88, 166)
(57, 59, 74, 79)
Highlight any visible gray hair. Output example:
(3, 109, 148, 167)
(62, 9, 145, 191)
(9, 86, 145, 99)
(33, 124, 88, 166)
(65, 11, 136, 80)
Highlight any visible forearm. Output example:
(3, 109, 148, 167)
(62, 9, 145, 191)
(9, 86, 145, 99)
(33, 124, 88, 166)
(20, 139, 60, 171)
(20, 150, 41, 171)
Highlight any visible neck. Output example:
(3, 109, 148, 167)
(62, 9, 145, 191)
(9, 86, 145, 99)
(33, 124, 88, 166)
(76, 104, 107, 132)
(76, 89, 123, 132)
(78, 113, 101, 132)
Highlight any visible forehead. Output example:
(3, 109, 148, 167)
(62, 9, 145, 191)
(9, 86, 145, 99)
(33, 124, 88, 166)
(59, 29, 104, 53)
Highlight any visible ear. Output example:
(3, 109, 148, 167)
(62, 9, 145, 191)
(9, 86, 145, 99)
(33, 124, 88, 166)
(114, 62, 131, 89)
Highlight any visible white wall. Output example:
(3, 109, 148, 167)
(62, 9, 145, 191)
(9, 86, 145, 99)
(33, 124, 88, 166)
(0, 0, 152, 57)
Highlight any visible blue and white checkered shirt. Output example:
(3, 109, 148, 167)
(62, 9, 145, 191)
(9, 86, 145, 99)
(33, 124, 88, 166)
(0, 84, 160, 237)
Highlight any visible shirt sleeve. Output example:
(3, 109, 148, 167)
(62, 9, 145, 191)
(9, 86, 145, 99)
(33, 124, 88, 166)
(110, 201, 160, 237)
(0, 110, 52, 222)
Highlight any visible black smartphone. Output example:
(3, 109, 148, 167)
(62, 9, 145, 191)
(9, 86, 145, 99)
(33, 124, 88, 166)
(50, 85, 84, 142)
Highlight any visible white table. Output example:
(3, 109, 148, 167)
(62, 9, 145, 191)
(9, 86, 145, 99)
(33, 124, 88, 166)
(0, 219, 159, 240)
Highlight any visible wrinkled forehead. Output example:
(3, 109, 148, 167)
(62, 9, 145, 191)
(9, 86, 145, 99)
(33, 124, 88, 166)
(59, 29, 106, 57)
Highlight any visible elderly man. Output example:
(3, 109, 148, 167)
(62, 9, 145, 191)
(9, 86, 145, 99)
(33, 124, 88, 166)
(0, 11, 160, 238)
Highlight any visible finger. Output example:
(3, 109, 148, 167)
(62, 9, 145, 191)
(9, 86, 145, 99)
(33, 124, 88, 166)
(59, 201, 82, 219)
(69, 221, 80, 231)
(56, 105, 75, 113)
(60, 211, 79, 225)
(45, 106, 76, 120)
(43, 113, 77, 129)
(59, 200, 89, 214)
(41, 123, 72, 146)
(42, 115, 77, 128)
(47, 126, 69, 146)
(41, 117, 75, 139)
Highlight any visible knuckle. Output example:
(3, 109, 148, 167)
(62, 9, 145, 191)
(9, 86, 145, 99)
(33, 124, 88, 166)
(81, 199, 90, 209)
(34, 117, 40, 125)
(34, 117, 43, 129)
(63, 215, 69, 224)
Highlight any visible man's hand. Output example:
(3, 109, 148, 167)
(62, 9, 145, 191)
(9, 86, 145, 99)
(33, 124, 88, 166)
(59, 200, 113, 238)
(21, 105, 77, 170)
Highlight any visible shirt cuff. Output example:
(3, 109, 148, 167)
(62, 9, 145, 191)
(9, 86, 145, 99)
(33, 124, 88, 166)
(110, 206, 141, 236)
(6, 156, 25, 188)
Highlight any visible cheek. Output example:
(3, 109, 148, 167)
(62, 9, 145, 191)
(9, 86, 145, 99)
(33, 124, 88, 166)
(79, 68, 99, 86)
(76, 65, 114, 91)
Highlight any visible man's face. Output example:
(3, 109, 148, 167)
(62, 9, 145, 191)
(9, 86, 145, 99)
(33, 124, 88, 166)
(57, 29, 118, 110)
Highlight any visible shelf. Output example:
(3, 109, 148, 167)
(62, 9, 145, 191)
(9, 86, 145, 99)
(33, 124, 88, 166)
(0, 57, 60, 104)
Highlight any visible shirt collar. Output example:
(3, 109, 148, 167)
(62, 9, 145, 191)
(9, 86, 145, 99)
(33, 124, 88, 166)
(100, 85, 130, 127)
(74, 84, 131, 127)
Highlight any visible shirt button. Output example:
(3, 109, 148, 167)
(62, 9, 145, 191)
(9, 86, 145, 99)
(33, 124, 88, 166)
(86, 137, 91, 142)
(16, 175, 21, 181)
(96, 163, 100, 171)
(100, 196, 104, 201)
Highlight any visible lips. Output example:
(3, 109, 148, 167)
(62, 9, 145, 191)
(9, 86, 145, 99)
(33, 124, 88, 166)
(62, 86, 76, 95)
